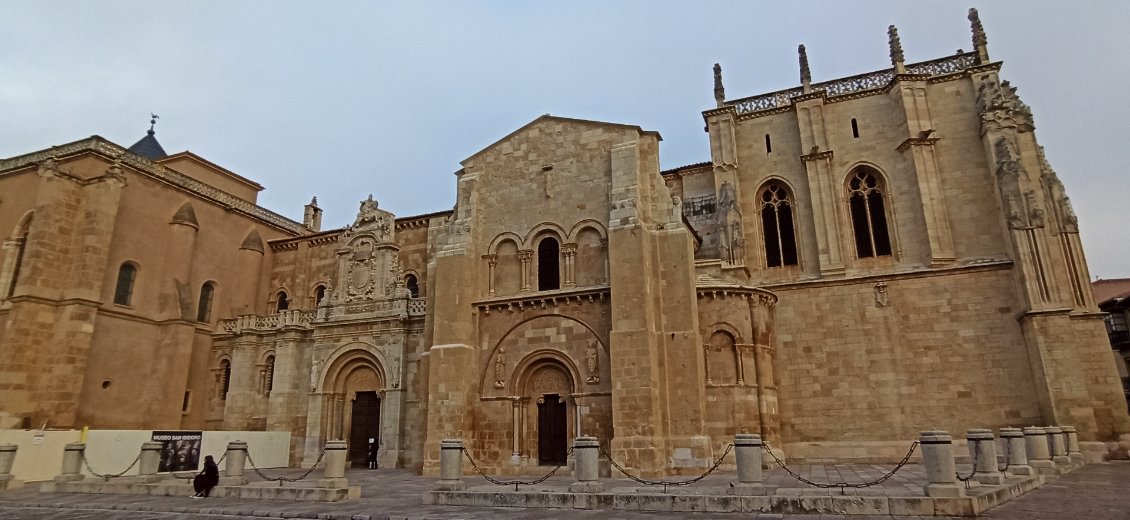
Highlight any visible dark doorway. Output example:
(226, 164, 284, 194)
(537, 393, 567, 465)
(348, 391, 381, 468)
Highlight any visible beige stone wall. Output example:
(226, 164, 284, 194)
(772, 266, 1043, 442)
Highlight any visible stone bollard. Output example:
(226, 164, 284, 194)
(966, 429, 1005, 485)
(434, 439, 466, 491)
(999, 427, 1032, 476)
(920, 430, 963, 497)
(1023, 427, 1055, 474)
(221, 440, 249, 485)
(568, 436, 602, 492)
(1062, 425, 1084, 464)
(729, 433, 768, 495)
(0, 444, 22, 490)
(138, 442, 162, 481)
(1045, 426, 1070, 465)
(53, 443, 86, 483)
(317, 440, 349, 488)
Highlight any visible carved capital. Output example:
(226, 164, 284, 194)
(561, 243, 577, 257)
(517, 250, 534, 263)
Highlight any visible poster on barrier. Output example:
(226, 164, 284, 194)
(152, 430, 202, 472)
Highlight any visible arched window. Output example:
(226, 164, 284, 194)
(264, 355, 275, 396)
(196, 282, 215, 322)
(275, 290, 289, 312)
(405, 274, 419, 298)
(314, 285, 327, 306)
(847, 167, 893, 258)
(537, 237, 560, 291)
(113, 263, 137, 305)
(220, 359, 232, 400)
(760, 182, 798, 267)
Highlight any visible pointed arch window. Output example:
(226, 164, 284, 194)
(196, 282, 215, 322)
(405, 274, 419, 298)
(114, 262, 138, 305)
(759, 182, 798, 267)
(537, 237, 560, 291)
(275, 290, 289, 312)
(847, 167, 892, 258)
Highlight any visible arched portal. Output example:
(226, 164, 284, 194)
(519, 359, 574, 466)
(320, 349, 385, 468)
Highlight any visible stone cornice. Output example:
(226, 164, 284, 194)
(474, 286, 610, 314)
(0, 137, 306, 235)
(761, 259, 1013, 292)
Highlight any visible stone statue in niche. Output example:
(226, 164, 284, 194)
(1061, 197, 1079, 232)
(391, 356, 401, 389)
(874, 281, 890, 308)
(717, 181, 745, 265)
(1026, 191, 1045, 228)
(585, 340, 599, 384)
(1006, 194, 1025, 229)
(309, 357, 322, 392)
(494, 348, 506, 389)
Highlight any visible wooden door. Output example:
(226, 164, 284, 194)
(537, 394, 567, 466)
(348, 391, 381, 468)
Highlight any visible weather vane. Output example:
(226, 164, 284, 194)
(149, 113, 160, 134)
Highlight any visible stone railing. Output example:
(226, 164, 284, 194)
(728, 52, 980, 116)
(0, 138, 307, 234)
(217, 309, 315, 334)
(406, 297, 427, 316)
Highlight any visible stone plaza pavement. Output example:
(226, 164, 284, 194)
(0, 462, 1126, 519)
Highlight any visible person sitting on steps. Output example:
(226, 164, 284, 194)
(191, 455, 219, 498)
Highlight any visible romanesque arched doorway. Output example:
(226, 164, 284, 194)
(321, 350, 385, 468)
(522, 361, 574, 466)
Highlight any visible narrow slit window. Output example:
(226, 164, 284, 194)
(765, 134, 773, 153)
(114, 263, 137, 306)
(851, 118, 860, 138)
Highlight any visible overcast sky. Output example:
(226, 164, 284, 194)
(3, 1, 1128, 279)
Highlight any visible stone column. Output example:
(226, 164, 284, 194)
(562, 244, 577, 288)
(221, 441, 248, 485)
(967, 429, 1004, 485)
(510, 399, 521, 464)
(138, 442, 162, 481)
(317, 440, 348, 488)
(999, 427, 1032, 476)
(0, 444, 20, 490)
(54, 443, 85, 483)
(484, 255, 498, 296)
(1045, 426, 1070, 465)
(1062, 425, 1084, 464)
(730, 434, 768, 495)
(568, 437, 602, 492)
(518, 250, 533, 292)
(434, 439, 465, 491)
(920, 431, 963, 497)
(1023, 427, 1054, 474)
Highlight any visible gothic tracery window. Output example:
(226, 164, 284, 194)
(760, 182, 798, 267)
(847, 168, 892, 258)
(114, 262, 137, 306)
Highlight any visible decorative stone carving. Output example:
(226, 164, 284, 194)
(391, 356, 401, 389)
(888, 25, 905, 67)
(713, 63, 725, 108)
(530, 366, 569, 395)
(494, 348, 506, 389)
(977, 80, 1033, 131)
(874, 281, 890, 308)
(310, 357, 322, 392)
(585, 341, 599, 384)
(717, 181, 745, 265)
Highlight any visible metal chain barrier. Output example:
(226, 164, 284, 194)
(761, 441, 918, 494)
(245, 448, 326, 486)
(82, 452, 141, 481)
(598, 443, 734, 493)
(956, 442, 979, 486)
(462, 447, 570, 492)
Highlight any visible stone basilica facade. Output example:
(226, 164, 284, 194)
(1, 11, 1128, 475)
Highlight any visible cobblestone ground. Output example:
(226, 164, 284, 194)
(0, 462, 1125, 519)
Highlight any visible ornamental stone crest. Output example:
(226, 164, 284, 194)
(977, 79, 1033, 133)
(328, 195, 404, 309)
